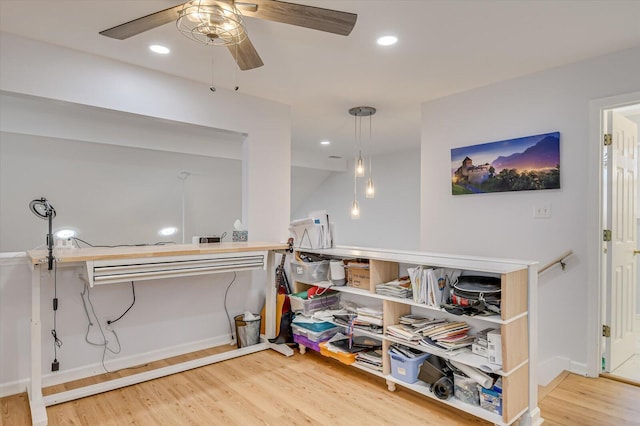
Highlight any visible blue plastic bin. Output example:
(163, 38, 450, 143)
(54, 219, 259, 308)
(388, 350, 430, 384)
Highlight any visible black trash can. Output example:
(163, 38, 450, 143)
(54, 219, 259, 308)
(234, 314, 261, 348)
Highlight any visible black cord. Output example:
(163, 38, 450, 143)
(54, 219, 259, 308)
(223, 272, 237, 340)
(51, 262, 62, 370)
(72, 237, 175, 248)
(107, 282, 136, 325)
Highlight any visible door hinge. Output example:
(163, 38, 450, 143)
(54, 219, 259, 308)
(602, 324, 611, 337)
(604, 133, 612, 146)
(603, 229, 612, 242)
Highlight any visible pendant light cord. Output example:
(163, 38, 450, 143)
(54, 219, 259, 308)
(368, 114, 373, 176)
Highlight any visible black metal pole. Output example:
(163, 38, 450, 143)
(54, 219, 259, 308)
(47, 213, 54, 270)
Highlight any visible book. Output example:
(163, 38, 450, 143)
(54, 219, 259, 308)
(387, 324, 423, 342)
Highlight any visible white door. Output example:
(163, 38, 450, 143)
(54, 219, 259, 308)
(605, 110, 638, 372)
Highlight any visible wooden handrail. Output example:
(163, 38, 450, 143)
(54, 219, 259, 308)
(538, 250, 573, 275)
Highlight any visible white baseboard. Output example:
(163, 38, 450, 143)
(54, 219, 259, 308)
(538, 355, 593, 389)
(569, 359, 588, 377)
(538, 356, 571, 386)
(0, 334, 232, 398)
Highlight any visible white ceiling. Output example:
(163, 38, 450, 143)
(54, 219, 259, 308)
(1, 0, 640, 162)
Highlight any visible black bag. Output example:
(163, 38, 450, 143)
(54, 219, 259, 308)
(451, 276, 501, 311)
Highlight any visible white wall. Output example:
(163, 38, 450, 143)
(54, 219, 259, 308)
(0, 132, 242, 251)
(0, 254, 258, 395)
(293, 148, 420, 250)
(0, 34, 290, 395)
(0, 33, 291, 242)
(421, 46, 640, 384)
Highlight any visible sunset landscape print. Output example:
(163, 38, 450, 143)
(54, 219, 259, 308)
(451, 132, 560, 195)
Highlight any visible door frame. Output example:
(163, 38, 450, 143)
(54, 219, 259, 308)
(588, 91, 640, 377)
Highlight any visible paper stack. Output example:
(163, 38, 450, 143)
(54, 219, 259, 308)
(356, 307, 384, 326)
(289, 210, 333, 249)
(355, 349, 383, 372)
(407, 267, 461, 307)
(418, 320, 473, 351)
(375, 276, 412, 299)
(386, 315, 447, 343)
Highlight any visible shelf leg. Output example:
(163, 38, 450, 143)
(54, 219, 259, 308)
(386, 380, 396, 392)
(299, 344, 306, 355)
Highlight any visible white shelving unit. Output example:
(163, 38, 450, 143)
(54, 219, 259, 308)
(292, 245, 541, 426)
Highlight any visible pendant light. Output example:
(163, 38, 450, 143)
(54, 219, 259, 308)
(349, 106, 376, 219)
(365, 110, 375, 198)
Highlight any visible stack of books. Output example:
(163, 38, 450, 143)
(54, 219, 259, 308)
(388, 343, 426, 359)
(332, 313, 383, 334)
(375, 276, 412, 299)
(386, 314, 448, 343)
(386, 324, 423, 342)
(419, 321, 473, 351)
(356, 307, 384, 326)
(355, 349, 383, 372)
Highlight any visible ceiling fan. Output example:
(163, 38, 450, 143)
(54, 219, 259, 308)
(99, 0, 357, 71)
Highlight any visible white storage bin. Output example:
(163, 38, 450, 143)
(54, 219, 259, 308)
(289, 293, 340, 315)
(290, 260, 329, 283)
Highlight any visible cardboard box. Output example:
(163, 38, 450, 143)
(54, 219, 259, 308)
(480, 386, 502, 415)
(347, 262, 370, 289)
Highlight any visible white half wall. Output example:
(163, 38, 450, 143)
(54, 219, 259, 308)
(0, 132, 242, 252)
(0, 33, 291, 243)
(421, 46, 640, 383)
(0, 254, 256, 397)
(0, 34, 290, 394)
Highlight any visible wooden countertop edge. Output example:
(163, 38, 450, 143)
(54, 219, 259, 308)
(27, 242, 288, 264)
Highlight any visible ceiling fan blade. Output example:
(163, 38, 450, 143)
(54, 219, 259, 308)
(241, 0, 357, 36)
(228, 36, 264, 70)
(99, 4, 185, 39)
(236, 2, 258, 13)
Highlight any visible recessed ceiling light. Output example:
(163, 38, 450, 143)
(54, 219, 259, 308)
(377, 35, 398, 46)
(149, 44, 170, 54)
(320, 140, 331, 145)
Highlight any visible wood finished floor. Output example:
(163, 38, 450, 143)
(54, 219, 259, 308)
(2, 347, 640, 426)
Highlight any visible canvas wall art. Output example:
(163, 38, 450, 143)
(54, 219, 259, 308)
(451, 132, 560, 195)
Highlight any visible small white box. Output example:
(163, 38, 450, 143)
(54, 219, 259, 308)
(487, 330, 502, 365)
(472, 343, 488, 358)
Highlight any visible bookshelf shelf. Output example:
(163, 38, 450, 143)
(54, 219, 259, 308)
(384, 375, 517, 426)
(383, 335, 509, 376)
(305, 280, 520, 325)
(291, 245, 539, 426)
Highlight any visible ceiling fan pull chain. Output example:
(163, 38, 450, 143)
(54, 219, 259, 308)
(210, 53, 216, 93)
(234, 44, 239, 91)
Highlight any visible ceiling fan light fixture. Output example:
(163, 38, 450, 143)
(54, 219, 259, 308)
(177, 0, 247, 47)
